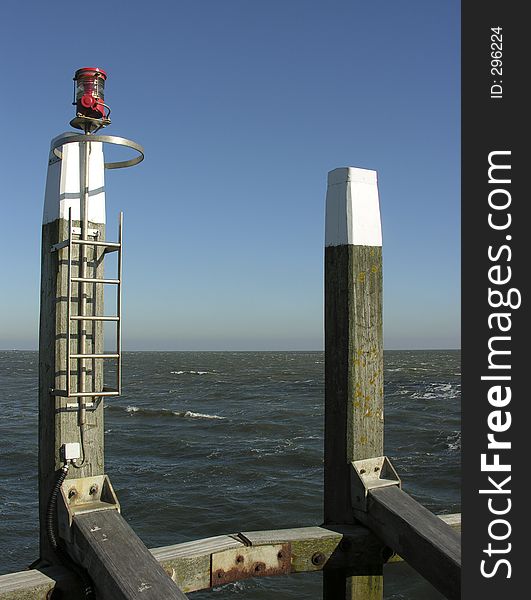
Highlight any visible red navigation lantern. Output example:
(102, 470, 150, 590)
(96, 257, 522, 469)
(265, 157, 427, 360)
(71, 67, 111, 132)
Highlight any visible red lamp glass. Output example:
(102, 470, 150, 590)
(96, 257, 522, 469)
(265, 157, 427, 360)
(71, 67, 111, 132)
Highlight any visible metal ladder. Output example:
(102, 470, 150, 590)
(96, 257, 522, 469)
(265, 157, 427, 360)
(51, 209, 123, 405)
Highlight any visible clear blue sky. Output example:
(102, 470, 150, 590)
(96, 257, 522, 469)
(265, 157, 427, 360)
(0, 1, 460, 351)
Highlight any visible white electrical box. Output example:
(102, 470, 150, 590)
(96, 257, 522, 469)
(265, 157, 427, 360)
(62, 442, 81, 461)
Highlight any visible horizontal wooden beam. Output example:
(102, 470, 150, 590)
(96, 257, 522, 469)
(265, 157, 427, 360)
(0, 515, 460, 599)
(359, 487, 461, 600)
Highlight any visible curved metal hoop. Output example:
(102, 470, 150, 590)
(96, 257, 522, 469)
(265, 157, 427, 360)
(51, 133, 145, 169)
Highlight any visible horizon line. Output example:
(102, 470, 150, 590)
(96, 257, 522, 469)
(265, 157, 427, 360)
(1, 347, 462, 352)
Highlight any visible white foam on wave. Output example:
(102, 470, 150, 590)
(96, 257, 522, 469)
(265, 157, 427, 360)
(212, 580, 244, 592)
(181, 410, 226, 420)
(170, 370, 215, 375)
(411, 382, 460, 401)
(412, 392, 438, 399)
(126, 405, 140, 413)
(446, 431, 461, 451)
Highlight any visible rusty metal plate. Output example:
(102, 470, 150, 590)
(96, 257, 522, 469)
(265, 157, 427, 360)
(211, 543, 291, 586)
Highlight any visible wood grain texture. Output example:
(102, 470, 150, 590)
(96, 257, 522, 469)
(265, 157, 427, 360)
(363, 487, 461, 600)
(0, 570, 55, 600)
(324, 245, 384, 524)
(324, 244, 384, 599)
(0, 566, 80, 600)
(72, 510, 187, 599)
(0, 516, 460, 599)
(151, 535, 244, 593)
(39, 218, 105, 563)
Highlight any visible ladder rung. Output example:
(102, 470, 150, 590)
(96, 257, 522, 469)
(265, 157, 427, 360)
(71, 277, 120, 284)
(73, 239, 121, 249)
(50, 388, 120, 398)
(71, 315, 119, 321)
(70, 353, 120, 359)
(68, 390, 120, 398)
(50, 240, 69, 252)
(52, 239, 121, 253)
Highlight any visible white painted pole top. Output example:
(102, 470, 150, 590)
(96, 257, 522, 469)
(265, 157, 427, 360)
(43, 133, 106, 225)
(325, 167, 382, 247)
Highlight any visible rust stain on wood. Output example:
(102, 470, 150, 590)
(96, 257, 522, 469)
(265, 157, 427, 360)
(211, 543, 291, 586)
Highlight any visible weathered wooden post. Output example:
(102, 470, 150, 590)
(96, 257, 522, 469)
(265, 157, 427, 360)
(39, 135, 107, 564)
(323, 167, 384, 599)
(36, 68, 187, 600)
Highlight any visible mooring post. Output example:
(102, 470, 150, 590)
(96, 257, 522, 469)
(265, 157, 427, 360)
(323, 167, 384, 599)
(39, 136, 106, 564)
(37, 70, 187, 599)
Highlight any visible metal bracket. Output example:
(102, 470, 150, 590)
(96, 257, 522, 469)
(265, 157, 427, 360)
(65, 401, 95, 410)
(71, 226, 100, 237)
(50, 228, 99, 253)
(58, 474, 120, 542)
(50, 240, 69, 253)
(350, 456, 401, 512)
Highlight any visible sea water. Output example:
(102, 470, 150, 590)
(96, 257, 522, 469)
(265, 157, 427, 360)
(0, 350, 460, 599)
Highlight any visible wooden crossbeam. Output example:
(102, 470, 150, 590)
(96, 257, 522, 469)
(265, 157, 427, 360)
(356, 487, 461, 600)
(0, 517, 460, 599)
(71, 510, 187, 600)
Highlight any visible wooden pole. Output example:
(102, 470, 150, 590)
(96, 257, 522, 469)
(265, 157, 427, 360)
(323, 167, 384, 599)
(38, 134, 187, 598)
(38, 136, 106, 564)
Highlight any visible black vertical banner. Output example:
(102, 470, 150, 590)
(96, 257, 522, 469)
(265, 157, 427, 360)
(462, 2, 529, 599)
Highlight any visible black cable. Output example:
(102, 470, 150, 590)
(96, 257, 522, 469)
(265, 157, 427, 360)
(46, 463, 95, 599)
(46, 464, 69, 550)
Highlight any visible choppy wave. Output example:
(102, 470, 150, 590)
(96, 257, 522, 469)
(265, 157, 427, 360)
(410, 382, 460, 400)
(0, 348, 460, 600)
(446, 431, 461, 451)
(112, 405, 226, 420)
(182, 410, 225, 420)
(170, 370, 215, 375)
